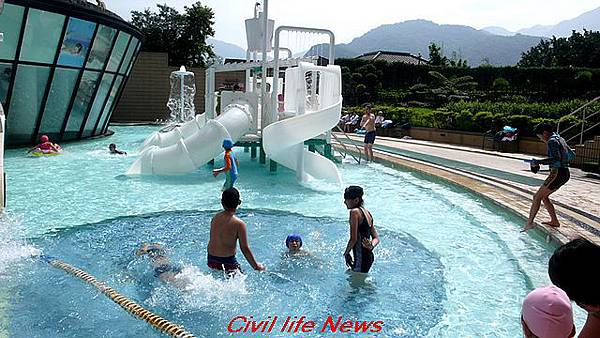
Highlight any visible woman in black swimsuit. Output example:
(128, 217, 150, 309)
(343, 186, 379, 273)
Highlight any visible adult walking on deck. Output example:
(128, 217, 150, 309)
(522, 123, 574, 232)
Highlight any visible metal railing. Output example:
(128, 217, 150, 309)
(557, 96, 600, 144)
(332, 126, 362, 164)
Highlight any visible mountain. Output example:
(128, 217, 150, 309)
(208, 38, 246, 59)
(307, 20, 543, 66)
(518, 6, 600, 37)
(482, 26, 515, 36)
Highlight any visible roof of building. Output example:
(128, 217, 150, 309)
(356, 51, 429, 65)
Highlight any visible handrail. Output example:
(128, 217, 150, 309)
(332, 126, 362, 164)
(566, 121, 600, 144)
(557, 96, 600, 145)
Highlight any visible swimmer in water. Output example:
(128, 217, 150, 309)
(136, 243, 182, 284)
(109, 143, 127, 155)
(343, 185, 379, 273)
(284, 234, 310, 257)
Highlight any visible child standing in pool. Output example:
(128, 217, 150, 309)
(213, 139, 239, 190)
(284, 234, 310, 257)
(343, 185, 379, 273)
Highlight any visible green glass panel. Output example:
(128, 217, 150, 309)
(6, 65, 50, 144)
(0, 63, 13, 107)
(126, 42, 141, 76)
(106, 32, 130, 72)
(118, 38, 138, 74)
(64, 71, 100, 138)
(86, 25, 117, 70)
(39, 68, 79, 138)
(57, 18, 96, 67)
(19, 9, 65, 64)
(96, 75, 123, 133)
(0, 4, 25, 60)
(82, 72, 114, 137)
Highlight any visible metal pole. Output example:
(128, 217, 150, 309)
(260, 0, 269, 130)
(580, 111, 585, 145)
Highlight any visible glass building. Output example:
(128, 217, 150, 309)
(0, 0, 142, 147)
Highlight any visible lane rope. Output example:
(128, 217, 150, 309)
(40, 255, 195, 338)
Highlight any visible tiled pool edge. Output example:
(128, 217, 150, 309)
(336, 145, 600, 246)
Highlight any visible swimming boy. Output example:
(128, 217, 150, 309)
(549, 238, 600, 338)
(29, 135, 61, 154)
(521, 285, 576, 338)
(361, 104, 376, 162)
(284, 234, 309, 257)
(136, 243, 182, 284)
(109, 143, 127, 155)
(213, 139, 239, 190)
(522, 123, 573, 232)
(207, 188, 265, 272)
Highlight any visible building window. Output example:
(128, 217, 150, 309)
(118, 38, 138, 74)
(0, 63, 13, 107)
(57, 18, 96, 67)
(0, 4, 25, 60)
(63, 70, 100, 138)
(39, 68, 79, 139)
(19, 9, 65, 64)
(82, 72, 114, 137)
(106, 31, 130, 72)
(96, 75, 123, 133)
(86, 25, 117, 70)
(6, 65, 50, 143)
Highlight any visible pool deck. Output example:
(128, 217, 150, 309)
(334, 134, 600, 246)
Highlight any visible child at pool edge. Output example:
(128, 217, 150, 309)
(521, 285, 576, 338)
(136, 243, 183, 285)
(109, 143, 127, 155)
(28, 135, 61, 153)
(213, 139, 239, 190)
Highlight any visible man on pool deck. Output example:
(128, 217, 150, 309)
(207, 188, 265, 272)
(521, 123, 573, 232)
(548, 238, 600, 338)
(361, 104, 376, 162)
(213, 139, 239, 191)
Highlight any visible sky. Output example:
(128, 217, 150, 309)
(107, 0, 600, 49)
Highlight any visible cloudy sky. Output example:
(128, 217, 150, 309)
(106, 0, 599, 48)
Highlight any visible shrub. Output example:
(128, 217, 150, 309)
(492, 77, 510, 90)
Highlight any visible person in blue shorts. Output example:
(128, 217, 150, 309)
(213, 139, 239, 190)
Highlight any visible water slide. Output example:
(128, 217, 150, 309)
(263, 63, 343, 185)
(127, 103, 253, 174)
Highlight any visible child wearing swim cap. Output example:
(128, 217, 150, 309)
(521, 285, 576, 338)
(213, 139, 239, 190)
(29, 135, 61, 154)
(285, 234, 309, 257)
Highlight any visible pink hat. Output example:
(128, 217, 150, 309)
(40, 135, 49, 142)
(522, 285, 574, 338)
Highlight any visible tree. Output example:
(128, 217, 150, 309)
(518, 30, 600, 68)
(428, 42, 448, 66)
(131, 2, 215, 67)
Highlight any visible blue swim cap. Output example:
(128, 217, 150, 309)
(285, 234, 302, 248)
(222, 139, 234, 149)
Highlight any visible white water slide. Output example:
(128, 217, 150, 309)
(263, 63, 343, 185)
(127, 103, 253, 174)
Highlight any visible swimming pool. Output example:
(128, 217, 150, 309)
(0, 126, 574, 337)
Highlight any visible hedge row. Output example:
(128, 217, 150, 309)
(337, 58, 600, 101)
(344, 102, 592, 136)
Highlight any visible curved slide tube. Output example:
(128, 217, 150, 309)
(139, 114, 207, 152)
(263, 98, 343, 185)
(127, 104, 252, 174)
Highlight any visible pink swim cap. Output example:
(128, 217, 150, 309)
(522, 285, 574, 338)
(40, 135, 49, 142)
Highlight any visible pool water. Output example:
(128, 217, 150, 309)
(0, 126, 577, 337)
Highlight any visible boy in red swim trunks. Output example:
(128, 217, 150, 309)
(29, 135, 61, 153)
(207, 188, 265, 273)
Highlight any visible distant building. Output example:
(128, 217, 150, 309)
(356, 51, 428, 65)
